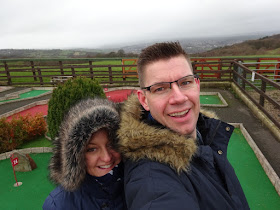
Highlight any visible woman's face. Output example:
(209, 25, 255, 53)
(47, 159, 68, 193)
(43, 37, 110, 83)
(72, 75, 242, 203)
(85, 129, 121, 177)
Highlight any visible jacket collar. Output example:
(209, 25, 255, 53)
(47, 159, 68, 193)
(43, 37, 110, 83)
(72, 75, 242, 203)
(117, 95, 198, 174)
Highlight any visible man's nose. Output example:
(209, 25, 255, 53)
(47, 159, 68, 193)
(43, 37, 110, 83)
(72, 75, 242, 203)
(169, 82, 188, 104)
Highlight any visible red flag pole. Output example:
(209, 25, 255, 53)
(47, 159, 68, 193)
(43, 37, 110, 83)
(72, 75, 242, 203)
(12, 165, 19, 186)
(10, 154, 21, 187)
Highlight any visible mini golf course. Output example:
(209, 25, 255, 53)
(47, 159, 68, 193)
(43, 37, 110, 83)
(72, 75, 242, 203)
(0, 88, 279, 209)
(1, 128, 279, 209)
(2, 91, 228, 121)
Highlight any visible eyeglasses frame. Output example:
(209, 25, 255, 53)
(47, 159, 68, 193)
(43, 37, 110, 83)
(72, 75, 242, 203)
(141, 74, 199, 93)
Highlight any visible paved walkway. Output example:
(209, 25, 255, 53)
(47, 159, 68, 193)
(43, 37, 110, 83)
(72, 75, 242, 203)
(1, 86, 280, 178)
(202, 88, 280, 177)
(0, 93, 51, 115)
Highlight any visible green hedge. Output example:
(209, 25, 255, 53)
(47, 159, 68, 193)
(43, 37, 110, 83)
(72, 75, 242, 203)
(0, 113, 47, 153)
(47, 77, 106, 140)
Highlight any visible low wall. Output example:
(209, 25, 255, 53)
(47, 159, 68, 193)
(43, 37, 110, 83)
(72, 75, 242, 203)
(231, 82, 280, 142)
(0, 147, 52, 161)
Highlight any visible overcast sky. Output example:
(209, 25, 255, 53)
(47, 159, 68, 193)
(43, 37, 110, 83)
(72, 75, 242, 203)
(1, 0, 279, 49)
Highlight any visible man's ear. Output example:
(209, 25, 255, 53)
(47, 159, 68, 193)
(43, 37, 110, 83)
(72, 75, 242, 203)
(137, 90, 150, 111)
(195, 77, 200, 91)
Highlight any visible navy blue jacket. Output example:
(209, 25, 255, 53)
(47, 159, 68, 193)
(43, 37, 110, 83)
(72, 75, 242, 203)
(117, 96, 250, 210)
(43, 168, 126, 210)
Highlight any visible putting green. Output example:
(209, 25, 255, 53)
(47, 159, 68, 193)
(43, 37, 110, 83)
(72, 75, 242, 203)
(0, 90, 50, 103)
(228, 128, 280, 210)
(200, 95, 223, 105)
(0, 153, 55, 209)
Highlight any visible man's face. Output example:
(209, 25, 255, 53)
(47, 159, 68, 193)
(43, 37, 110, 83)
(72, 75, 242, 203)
(137, 55, 200, 138)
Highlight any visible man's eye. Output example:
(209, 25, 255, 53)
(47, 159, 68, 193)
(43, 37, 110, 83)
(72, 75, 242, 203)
(151, 84, 168, 93)
(154, 87, 165, 92)
(180, 80, 190, 86)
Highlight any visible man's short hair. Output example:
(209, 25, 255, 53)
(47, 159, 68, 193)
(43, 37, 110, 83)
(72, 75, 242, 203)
(137, 42, 192, 87)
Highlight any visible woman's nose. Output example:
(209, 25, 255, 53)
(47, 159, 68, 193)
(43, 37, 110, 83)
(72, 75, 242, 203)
(100, 148, 112, 162)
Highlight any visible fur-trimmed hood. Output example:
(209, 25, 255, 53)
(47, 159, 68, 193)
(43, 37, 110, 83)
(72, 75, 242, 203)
(49, 98, 120, 191)
(117, 95, 199, 173)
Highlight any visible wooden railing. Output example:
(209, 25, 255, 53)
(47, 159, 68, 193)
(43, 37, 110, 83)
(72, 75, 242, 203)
(0, 59, 139, 87)
(232, 60, 280, 129)
(0, 58, 239, 86)
(0, 57, 279, 130)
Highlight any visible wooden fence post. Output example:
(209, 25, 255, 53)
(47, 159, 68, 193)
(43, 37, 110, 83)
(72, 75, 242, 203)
(229, 62, 234, 80)
(4, 61, 12, 86)
(59, 61, 64, 75)
(71, 66, 76, 78)
(259, 80, 266, 107)
(242, 68, 246, 90)
(37, 68, 44, 86)
(236, 61, 243, 86)
(30, 61, 37, 81)
(232, 60, 238, 83)
(89, 61, 94, 79)
(108, 66, 113, 84)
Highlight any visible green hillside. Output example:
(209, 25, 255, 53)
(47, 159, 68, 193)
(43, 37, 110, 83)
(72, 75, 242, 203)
(194, 34, 280, 57)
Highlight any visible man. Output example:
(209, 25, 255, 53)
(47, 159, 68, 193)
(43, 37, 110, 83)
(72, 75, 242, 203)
(117, 42, 249, 209)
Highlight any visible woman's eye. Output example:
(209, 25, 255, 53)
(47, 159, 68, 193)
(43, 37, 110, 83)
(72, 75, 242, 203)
(86, 148, 97, 152)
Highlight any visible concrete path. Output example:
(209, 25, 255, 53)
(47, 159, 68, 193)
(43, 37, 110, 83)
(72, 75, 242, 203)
(202, 88, 280, 178)
(0, 90, 51, 115)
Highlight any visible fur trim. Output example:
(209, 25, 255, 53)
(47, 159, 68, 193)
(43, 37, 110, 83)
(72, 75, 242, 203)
(200, 109, 219, 119)
(117, 95, 198, 173)
(49, 98, 120, 191)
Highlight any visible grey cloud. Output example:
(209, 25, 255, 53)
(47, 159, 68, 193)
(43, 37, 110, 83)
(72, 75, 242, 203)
(0, 0, 280, 49)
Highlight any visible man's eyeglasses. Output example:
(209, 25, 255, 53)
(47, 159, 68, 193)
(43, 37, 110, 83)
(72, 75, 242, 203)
(141, 75, 198, 95)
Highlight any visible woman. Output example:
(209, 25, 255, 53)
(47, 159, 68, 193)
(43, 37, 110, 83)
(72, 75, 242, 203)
(43, 98, 126, 210)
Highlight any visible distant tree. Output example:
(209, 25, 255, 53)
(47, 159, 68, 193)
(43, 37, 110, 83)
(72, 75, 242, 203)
(117, 49, 125, 57)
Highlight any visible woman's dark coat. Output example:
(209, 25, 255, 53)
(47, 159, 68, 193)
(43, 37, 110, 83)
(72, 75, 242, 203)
(43, 98, 126, 210)
(117, 95, 250, 210)
(43, 168, 125, 210)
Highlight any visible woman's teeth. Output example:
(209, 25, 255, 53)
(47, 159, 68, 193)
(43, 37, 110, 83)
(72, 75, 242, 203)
(99, 164, 112, 169)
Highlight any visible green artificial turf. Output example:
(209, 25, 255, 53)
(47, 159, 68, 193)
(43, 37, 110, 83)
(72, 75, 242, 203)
(18, 136, 53, 149)
(0, 90, 50, 103)
(228, 128, 280, 210)
(200, 95, 223, 105)
(0, 153, 55, 209)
